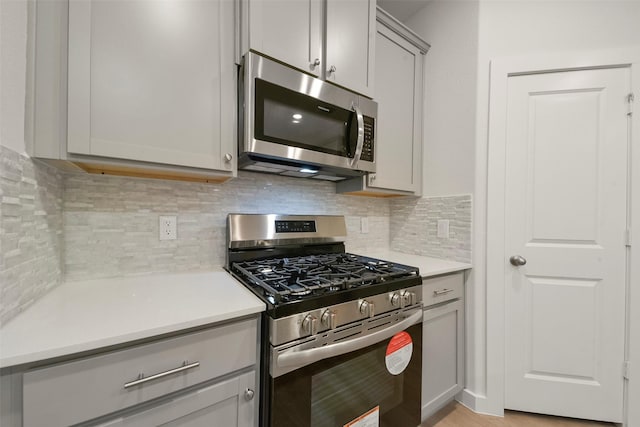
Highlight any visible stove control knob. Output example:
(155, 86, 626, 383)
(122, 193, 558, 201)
(401, 291, 416, 306)
(360, 300, 375, 318)
(321, 310, 337, 330)
(302, 314, 318, 335)
(390, 293, 402, 308)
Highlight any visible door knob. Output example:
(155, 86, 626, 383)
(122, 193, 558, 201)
(510, 255, 527, 266)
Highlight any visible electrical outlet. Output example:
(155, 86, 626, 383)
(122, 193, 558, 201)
(437, 219, 450, 239)
(361, 217, 369, 234)
(159, 216, 177, 240)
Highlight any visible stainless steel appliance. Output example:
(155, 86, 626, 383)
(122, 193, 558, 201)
(238, 52, 377, 181)
(226, 214, 422, 427)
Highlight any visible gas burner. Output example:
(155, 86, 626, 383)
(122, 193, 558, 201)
(231, 252, 419, 306)
(226, 214, 422, 318)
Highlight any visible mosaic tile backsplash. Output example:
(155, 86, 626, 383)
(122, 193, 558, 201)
(390, 195, 472, 263)
(63, 171, 391, 281)
(0, 146, 64, 325)
(0, 144, 472, 324)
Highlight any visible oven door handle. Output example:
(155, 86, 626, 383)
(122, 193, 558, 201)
(276, 309, 422, 370)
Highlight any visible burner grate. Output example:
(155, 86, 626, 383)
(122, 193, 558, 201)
(231, 253, 419, 304)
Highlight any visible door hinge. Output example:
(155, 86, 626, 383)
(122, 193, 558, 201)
(628, 93, 635, 116)
(623, 361, 631, 380)
(626, 229, 632, 247)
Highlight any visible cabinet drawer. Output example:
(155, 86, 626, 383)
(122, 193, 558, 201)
(422, 272, 464, 307)
(96, 371, 256, 427)
(23, 318, 258, 427)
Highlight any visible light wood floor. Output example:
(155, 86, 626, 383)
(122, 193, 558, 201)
(422, 403, 616, 427)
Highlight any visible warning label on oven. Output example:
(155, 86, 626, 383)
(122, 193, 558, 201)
(344, 406, 379, 427)
(385, 331, 413, 375)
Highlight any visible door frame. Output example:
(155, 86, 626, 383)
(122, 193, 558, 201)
(485, 47, 640, 425)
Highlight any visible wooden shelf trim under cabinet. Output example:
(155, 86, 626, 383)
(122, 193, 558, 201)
(74, 162, 233, 184)
(340, 190, 406, 198)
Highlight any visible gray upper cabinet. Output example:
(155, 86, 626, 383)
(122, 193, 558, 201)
(240, 0, 375, 97)
(324, 0, 375, 97)
(241, 0, 322, 77)
(28, 0, 237, 183)
(337, 8, 428, 197)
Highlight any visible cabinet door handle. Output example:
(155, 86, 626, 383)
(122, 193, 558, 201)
(328, 65, 336, 75)
(124, 361, 200, 389)
(433, 288, 454, 296)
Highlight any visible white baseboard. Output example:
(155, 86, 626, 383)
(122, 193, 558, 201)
(457, 389, 504, 417)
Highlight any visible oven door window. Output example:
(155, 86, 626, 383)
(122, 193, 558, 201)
(270, 323, 421, 427)
(254, 79, 359, 158)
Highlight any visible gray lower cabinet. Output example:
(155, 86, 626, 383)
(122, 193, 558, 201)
(421, 273, 465, 421)
(97, 371, 255, 427)
(20, 317, 259, 427)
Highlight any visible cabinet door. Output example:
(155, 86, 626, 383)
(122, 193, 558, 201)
(67, 0, 235, 172)
(98, 371, 256, 427)
(325, 0, 375, 97)
(422, 299, 464, 421)
(245, 0, 322, 76)
(23, 318, 258, 427)
(369, 24, 423, 193)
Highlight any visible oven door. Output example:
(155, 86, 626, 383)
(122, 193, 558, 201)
(269, 308, 422, 427)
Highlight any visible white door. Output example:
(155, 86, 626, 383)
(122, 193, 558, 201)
(504, 67, 630, 422)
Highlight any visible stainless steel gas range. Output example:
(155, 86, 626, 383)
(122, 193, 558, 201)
(226, 214, 423, 427)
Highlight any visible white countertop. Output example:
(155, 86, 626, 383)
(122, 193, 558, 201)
(0, 271, 265, 369)
(0, 253, 468, 369)
(359, 250, 471, 277)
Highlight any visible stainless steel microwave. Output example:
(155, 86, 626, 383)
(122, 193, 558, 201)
(238, 52, 377, 180)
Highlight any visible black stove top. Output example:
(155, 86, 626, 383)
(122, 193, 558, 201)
(226, 214, 422, 318)
(230, 252, 421, 318)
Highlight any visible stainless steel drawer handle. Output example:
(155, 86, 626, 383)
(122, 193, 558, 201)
(433, 288, 454, 296)
(124, 361, 200, 389)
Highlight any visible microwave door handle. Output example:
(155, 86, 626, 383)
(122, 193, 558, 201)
(276, 309, 422, 371)
(349, 104, 365, 168)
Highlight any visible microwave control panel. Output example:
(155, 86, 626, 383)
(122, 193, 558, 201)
(360, 116, 375, 162)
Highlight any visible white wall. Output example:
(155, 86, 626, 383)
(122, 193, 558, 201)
(403, 0, 484, 405)
(403, 0, 640, 421)
(0, 0, 28, 154)
(475, 0, 640, 418)
(405, 0, 478, 197)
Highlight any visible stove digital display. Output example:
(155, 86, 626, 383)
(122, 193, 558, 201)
(275, 220, 316, 233)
